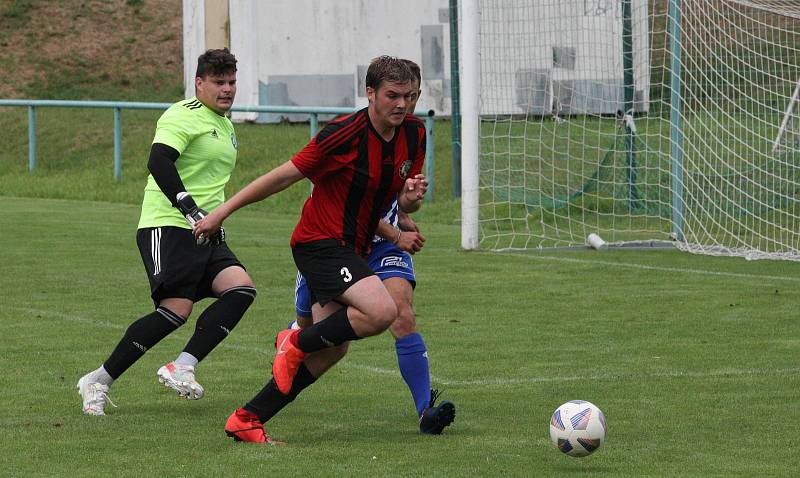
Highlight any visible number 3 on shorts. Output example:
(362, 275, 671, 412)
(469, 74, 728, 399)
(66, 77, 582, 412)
(340, 267, 352, 283)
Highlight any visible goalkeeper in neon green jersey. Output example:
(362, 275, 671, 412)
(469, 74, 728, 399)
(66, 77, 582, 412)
(77, 48, 257, 415)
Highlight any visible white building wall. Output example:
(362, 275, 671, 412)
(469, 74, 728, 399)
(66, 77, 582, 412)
(229, 0, 259, 122)
(250, 0, 452, 120)
(183, 0, 650, 120)
(185, 0, 452, 121)
(182, 0, 205, 101)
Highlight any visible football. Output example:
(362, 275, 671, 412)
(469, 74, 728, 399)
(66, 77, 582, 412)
(549, 400, 607, 457)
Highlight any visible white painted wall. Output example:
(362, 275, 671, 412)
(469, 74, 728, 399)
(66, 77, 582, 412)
(184, 0, 452, 119)
(183, 0, 650, 119)
(249, 0, 451, 115)
(182, 0, 205, 101)
(229, 0, 258, 122)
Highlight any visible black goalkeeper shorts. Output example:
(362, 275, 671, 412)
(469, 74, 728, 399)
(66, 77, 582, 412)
(292, 239, 374, 307)
(136, 226, 244, 304)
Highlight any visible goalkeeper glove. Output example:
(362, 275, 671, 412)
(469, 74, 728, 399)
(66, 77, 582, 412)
(175, 192, 225, 246)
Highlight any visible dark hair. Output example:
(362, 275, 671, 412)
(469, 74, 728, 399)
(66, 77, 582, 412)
(195, 48, 237, 78)
(401, 59, 421, 84)
(365, 55, 415, 90)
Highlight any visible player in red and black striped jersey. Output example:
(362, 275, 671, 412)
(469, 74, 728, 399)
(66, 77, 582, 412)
(193, 56, 428, 443)
(290, 60, 454, 436)
(290, 106, 426, 256)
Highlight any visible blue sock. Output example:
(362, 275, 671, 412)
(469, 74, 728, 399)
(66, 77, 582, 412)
(395, 332, 431, 416)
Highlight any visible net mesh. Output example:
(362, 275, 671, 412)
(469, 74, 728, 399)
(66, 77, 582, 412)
(476, 0, 800, 260)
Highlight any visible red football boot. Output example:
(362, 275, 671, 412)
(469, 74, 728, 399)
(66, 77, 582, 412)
(224, 408, 281, 444)
(272, 328, 306, 395)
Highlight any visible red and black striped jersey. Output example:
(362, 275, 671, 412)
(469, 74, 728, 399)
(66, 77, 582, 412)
(290, 107, 426, 256)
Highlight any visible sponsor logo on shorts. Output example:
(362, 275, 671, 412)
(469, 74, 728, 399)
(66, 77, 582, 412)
(380, 256, 409, 269)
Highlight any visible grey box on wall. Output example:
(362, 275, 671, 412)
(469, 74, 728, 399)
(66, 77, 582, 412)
(258, 74, 355, 123)
(421, 25, 444, 80)
(515, 69, 552, 114)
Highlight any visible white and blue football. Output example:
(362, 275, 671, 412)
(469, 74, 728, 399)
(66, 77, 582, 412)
(549, 400, 607, 457)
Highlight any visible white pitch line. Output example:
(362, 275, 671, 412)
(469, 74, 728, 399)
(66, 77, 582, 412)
(481, 252, 800, 283)
(7, 306, 798, 386)
(431, 367, 800, 387)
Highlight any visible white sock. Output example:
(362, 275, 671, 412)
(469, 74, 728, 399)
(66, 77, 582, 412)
(89, 366, 114, 387)
(174, 352, 198, 368)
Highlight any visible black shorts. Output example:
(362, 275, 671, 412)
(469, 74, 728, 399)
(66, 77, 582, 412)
(292, 239, 374, 307)
(136, 226, 244, 304)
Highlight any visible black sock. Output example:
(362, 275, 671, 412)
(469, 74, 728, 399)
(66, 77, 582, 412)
(103, 307, 186, 379)
(297, 307, 360, 353)
(244, 364, 317, 421)
(184, 286, 256, 362)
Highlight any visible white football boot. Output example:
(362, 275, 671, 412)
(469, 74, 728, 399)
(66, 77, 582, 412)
(77, 374, 116, 416)
(157, 362, 205, 399)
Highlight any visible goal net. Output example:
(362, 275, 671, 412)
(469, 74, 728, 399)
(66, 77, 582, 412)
(461, 0, 800, 260)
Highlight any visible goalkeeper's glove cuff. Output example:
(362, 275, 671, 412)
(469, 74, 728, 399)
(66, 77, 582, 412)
(176, 191, 199, 216)
(175, 192, 224, 246)
(176, 192, 206, 224)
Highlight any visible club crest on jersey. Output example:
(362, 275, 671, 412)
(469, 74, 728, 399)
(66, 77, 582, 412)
(230, 132, 239, 149)
(399, 160, 412, 179)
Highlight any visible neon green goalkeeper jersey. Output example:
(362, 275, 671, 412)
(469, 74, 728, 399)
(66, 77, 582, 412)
(138, 97, 239, 229)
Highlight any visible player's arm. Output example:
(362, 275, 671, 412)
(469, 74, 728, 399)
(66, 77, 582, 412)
(147, 143, 184, 204)
(375, 218, 426, 254)
(398, 174, 428, 213)
(194, 160, 304, 237)
(397, 210, 419, 233)
(147, 143, 223, 245)
(398, 122, 427, 213)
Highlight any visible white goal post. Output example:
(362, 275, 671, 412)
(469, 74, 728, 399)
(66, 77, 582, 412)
(460, 0, 800, 261)
(772, 77, 800, 153)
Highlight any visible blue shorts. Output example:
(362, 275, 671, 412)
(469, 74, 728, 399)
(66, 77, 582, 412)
(294, 240, 415, 319)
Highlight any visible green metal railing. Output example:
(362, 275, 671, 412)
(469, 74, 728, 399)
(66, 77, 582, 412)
(449, 0, 462, 198)
(0, 99, 437, 200)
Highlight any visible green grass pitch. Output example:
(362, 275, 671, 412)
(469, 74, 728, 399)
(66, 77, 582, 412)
(1, 195, 798, 477)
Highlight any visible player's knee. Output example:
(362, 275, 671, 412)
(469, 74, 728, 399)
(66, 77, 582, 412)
(213, 266, 254, 292)
(372, 299, 398, 332)
(239, 277, 256, 289)
(157, 305, 188, 323)
(390, 303, 417, 338)
(159, 298, 193, 318)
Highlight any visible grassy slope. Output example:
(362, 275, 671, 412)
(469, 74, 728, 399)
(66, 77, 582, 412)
(0, 0, 183, 101)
